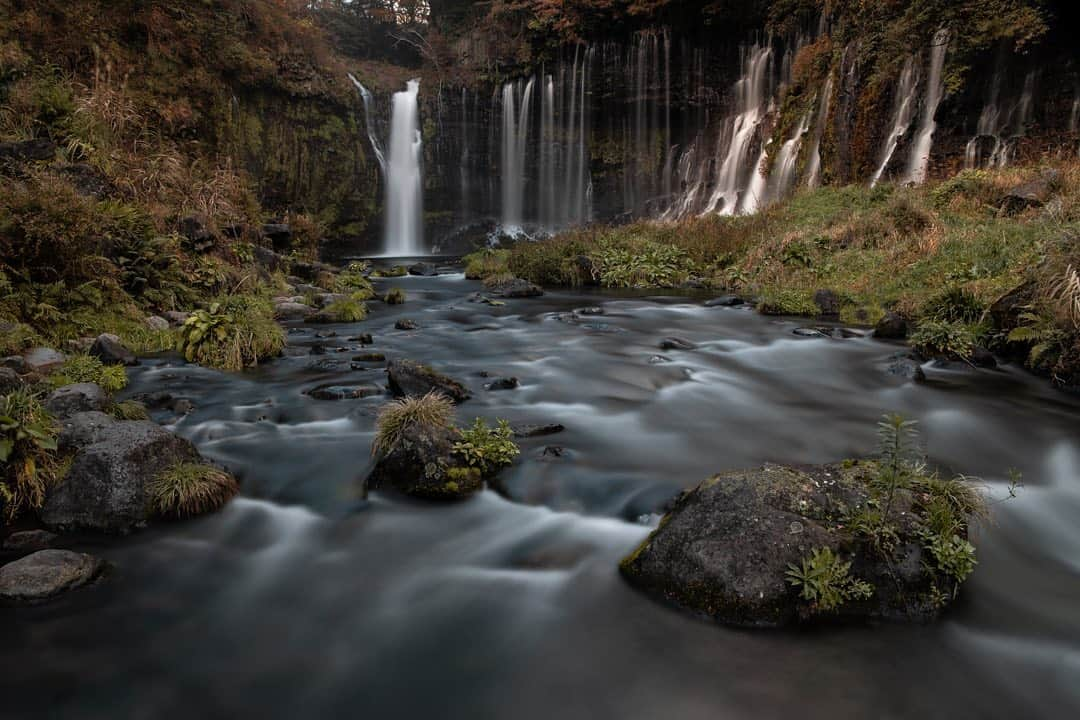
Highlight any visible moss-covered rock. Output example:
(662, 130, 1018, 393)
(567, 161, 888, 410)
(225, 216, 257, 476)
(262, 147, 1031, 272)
(366, 422, 482, 501)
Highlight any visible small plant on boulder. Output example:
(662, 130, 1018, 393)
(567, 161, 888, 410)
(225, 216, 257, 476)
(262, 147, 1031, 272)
(177, 295, 285, 370)
(150, 462, 239, 518)
(786, 547, 874, 612)
(372, 391, 454, 456)
(384, 288, 407, 305)
(453, 418, 520, 475)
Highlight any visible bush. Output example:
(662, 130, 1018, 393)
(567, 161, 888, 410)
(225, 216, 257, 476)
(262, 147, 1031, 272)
(150, 462, 239, 518)
(384, 288, 407, 305)
(756, 289, 820, 316)
(921, 287, 985, 323)
(323, 296, 368, 322)
(48, 354, 128, 393)
(372, 391, 454, 456)
(452, 418, 520, 475)
(910, 320, 978, 359)
(0, 388, 60, 521)
(335, 262, 375, 299)
(177, 295, 285, 370)
(592, 239, 693, 288)
(371, 265, 408, 278)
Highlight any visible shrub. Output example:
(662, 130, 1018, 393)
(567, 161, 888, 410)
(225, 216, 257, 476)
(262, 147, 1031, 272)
(48, 354, 128, 393)
(323, 296, 368, 322)
(150, 462, 239, 518)
(910, 320, 978, 359)
(452, 418, 520, 474)
(921, 287, 985, 323)
(756, 289, 820, 316)
(335, 262, 375, 299)
(384, 288, 407, 305)
(177, 295, 285, 370)
(786, 547, 874, 612)
(592, 239, 693, 288)
(0, 388, 60, 521)
(372, 391, 454, 456)
(463, 249, 510, 280)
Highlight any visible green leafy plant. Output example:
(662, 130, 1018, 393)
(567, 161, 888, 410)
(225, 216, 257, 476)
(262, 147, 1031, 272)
(464, 249, 510, 280)
(786, 547, 874, 612)
(592, 240, 693, 288)
(876, 413, 921, 521)
(48, 354, 128, 392)
(0, 388, 60, 520)
(781, 240, 814, 267)
(910, 320, 978, 359)
(150, 462, 239, 518)
(926, 533, 978, 588)
(335, 262, 375, 299)
(372, 391, 454, 456)
(176, 295, 284, 370)
(1008, 310, 1065, 366)
(452, 418, 520, 474)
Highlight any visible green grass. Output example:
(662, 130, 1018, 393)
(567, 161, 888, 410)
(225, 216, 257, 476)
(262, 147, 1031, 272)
(373, 391, 454, 456)
(48, 354, 128, 392)
(150, 462, 239, 518)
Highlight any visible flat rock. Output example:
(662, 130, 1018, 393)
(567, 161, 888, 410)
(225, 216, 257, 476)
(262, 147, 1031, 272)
(57, 411, 118, 451)
(45, 383, 110, 419)
(274, 302, 315, 320)
(512, 423, 565, 438)
(0, 550, 103, 604)
(306, 384, 382, 401)
(2, 530, 59, 552)
(23, 347, 65, 374)
(387, 359, 470, 403)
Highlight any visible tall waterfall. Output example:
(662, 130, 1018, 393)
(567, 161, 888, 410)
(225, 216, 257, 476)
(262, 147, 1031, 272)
(902, 29, 950, 185)
(965, 69, 1035, 169)
(805, 76, 834, 188)
(385, 80, 424, 256)
(349, 74, 386, 173)
(870, 58, 919, 187)
(768, 112, 812, 203)
(500, 78, 535, 230)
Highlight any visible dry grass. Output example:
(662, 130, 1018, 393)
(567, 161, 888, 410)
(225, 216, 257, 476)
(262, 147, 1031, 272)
(150, 462, 239, 518)
(373, 391, 454, 456)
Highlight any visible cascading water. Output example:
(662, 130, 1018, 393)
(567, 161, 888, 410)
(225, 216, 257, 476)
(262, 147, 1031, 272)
(349, 75, 387, 174)
(1071, 95, 1080, 133)
(500, 78, 535, 231)
(963, 68, 1035, 170)
(870, 57, 920, 187)
(902, 29, 949, 185)
(805, 76, 834, 188)
(384, 80, 424, 256)
(767, 112, 812, 204)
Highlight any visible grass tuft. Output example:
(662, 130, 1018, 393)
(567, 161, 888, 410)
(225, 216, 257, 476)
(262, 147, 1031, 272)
(150, 462, 239, 518)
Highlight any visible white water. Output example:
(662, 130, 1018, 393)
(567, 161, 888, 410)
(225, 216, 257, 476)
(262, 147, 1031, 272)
(384, 80, 424, 256)
(902, 29, 950, 185)
(767, 112, 812, 204)
(805, 76, 834, 188)
(348, 74, 386, 174)
(500, 78, 535, 231)
(870, 57, 920, 187)
(965, 70, 1035, 169)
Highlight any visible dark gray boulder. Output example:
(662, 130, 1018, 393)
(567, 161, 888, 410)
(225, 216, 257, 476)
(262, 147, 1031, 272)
(2, 529, 58, 553)
(0, 549, 103, 604)
(0, 138, 56, 162)
(705, 296, 745, 307)
(22, 348, 65, 374)
(813, 289, 841, 321)
(366, 423, 481, 501)
(874, 312, 908, 339)
(89, 334, 137, 366)
(886, 353, 926, 382)
(387, 360, 470, 403)
(660, 337, 696, 351)
(0, 367, 22, 394)
(305, 384, 382, 401)
(273, 301, 315, 320)
(408, 262, 438, 276)
(487, 277, 544, 298)
(511, 423, 565, 438)
(262, 223, 292, 252)
(1001, 171, 1058, 215)
(57, 411, 117, 452)
(484, 377, 519, 391)
(44, 383, 110, 419)
(620, 462, 949, 627)
(41, 421, 201, 533)
(394, 319, 419, 331)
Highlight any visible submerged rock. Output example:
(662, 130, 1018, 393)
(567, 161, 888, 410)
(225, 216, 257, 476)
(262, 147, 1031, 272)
(511, 423, 565, 438)
(704, 295, 745, 307)
(306, 384, 382, 401)
(394, 319, 419, 331)
(408, 261, 438, 276)
(620, 462, 955, 627)
(387, 360, 470, 403)
(0, 549, 103, 604)
(41, 421, 202, 534)
(484, 377, 519, 391)
(886, 353, 926, 382)
(366, 423, 481, 501)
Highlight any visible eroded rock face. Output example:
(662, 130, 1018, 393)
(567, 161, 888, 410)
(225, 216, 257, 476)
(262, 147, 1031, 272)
(41, 421, 201, 533)
(620, 462, 947, 627)
(366, 423, 481, 501)
(0, 549, 103, 604)
(387, 359, 470, 403)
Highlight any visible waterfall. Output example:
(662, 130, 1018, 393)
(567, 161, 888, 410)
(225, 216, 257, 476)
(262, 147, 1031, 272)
(768, 112, 812, 204)
(870, 57, 920, 187)
(348, 74, 386, 173)
(902, 29, 949, 185)
(1071, 96, 1080, 133)
(384, 80, 424, 256)
(806, 76, 834, 188)
(702, 44, 774, 215)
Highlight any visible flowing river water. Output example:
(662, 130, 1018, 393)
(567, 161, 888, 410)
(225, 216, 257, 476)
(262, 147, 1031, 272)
(3, 268, 1080, 718)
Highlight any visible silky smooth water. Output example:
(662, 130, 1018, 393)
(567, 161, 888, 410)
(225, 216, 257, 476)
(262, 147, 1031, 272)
(3, 272, 1080, 719)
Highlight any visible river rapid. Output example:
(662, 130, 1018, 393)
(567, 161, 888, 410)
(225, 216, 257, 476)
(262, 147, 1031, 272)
(3, 267, 1079, 719)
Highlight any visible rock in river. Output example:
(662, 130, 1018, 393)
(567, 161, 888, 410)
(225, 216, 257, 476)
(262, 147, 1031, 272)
(0, 549, 104, 604)
(487, 277, 544, 298)
(620, 461, 957, 627)
(387, 359, 470, 403)
(366, 423, 481, 501)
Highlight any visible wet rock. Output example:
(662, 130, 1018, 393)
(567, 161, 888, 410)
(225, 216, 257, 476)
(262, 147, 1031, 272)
(173, 399, 195, 415)
(874, 312, 908, 340)
(306, 358, 347, 372)
(262, 223, 292, 252)
(366, 424, 481, 501)
(408, 262, 438, 276)
(349, 333, 374, 345)
(145, 316, 170, 332)
(0, 367, 22, 394)
(44, 383, 109, 419)
(2, 529, 58, 553)
(648, 355, 672, 364)
(1001, 171, 1058, 215)
(620, 462, 946, 627)
(306, 384, 382, 401)
(23, 348, 65, 374)
(163, 311, 191, 327)
(274, 302, 315, 321)
(705, 295, 745, 307)
(578, 306, 605, 315)
(315, 330, 338, 339)
(395, 319, 419, 331)
(41, 421, 202, 534)
(484, 377, 519, 391)
(487, 277, 544, 298)
(988, 282, 1036, 335)
(57, 412, 117, 452)
(1, 356, 30, 374)
(352, 352, 386, 363)
(813, 289, 841, 321)
(971, 346, 998, 369)
(886, 353, 926, 382)
(89, 334, 137, 366)
(0, 550, 103, 604)
(793, 327, 828, 338)
(511, 423, 565, 439)
(541, 446, 565, 458)
(0, 138, 56, 162)
(660, 337, 696, 351)
(387, 359, 470, 403)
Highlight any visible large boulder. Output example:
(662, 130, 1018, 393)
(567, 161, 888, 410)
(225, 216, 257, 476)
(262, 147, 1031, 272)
(57, 411, 117, 452)
(22, 347, 65, 374)
(273, 301, 315, 321)
(89, 334, 137, 366)
(487, 277, 544, 298)
(44, 383, 110, 419)
(261, 223, 292, 252)
(0, 549, 103, 604)
(1001, 171, 1058, 215)
(387, 360, 470, 403)
(813, 289, 841, 322)
(988, 282, 1036, 335)
(366, 423, 481, 501)
(408, 261, 438, 276)
(41, 421, 201, 533)
(620, 462, 949, 627)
